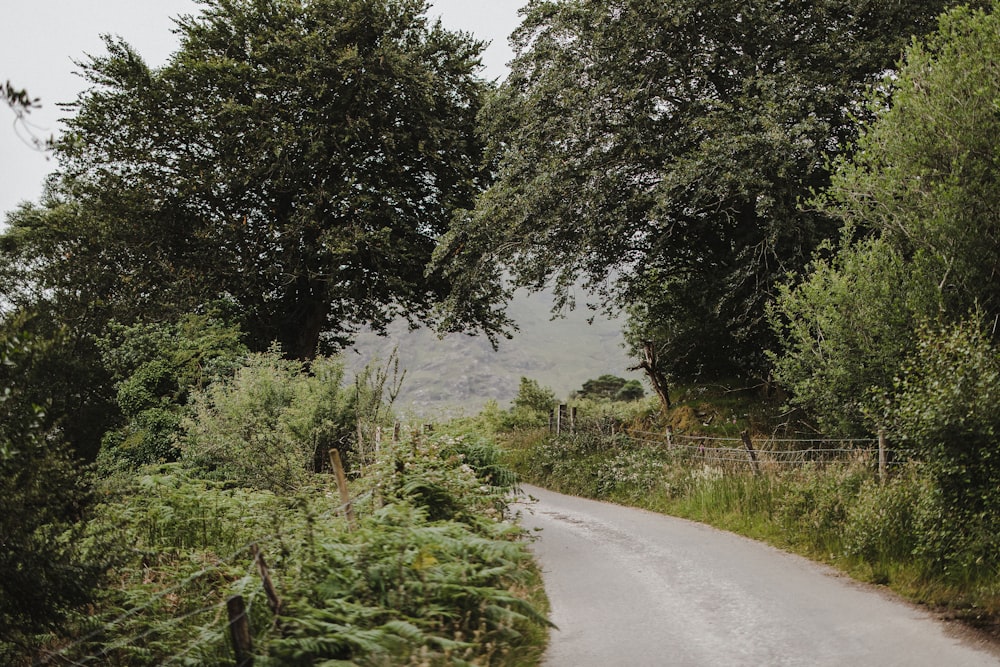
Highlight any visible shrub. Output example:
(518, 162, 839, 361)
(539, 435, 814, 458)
(97, 313, 249, 472)
(888, 317, 1000, 575)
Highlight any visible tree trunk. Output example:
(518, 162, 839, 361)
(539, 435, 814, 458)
(280, 284, 328, 361)
(630, 340, 672, 413)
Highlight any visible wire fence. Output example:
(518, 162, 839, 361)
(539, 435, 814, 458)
(35, 486, 375, 667)
(624, 428, 886, 473)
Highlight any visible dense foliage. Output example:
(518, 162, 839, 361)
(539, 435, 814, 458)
(434, 0, 970, 382)
(5, 352, 547, 665)
(0, 330, 107, 652)
(889, 318, 1000, 575)
(2, 0, 496, 361)
(772, 2, 1000, 434)
(96, 313, 249, 472)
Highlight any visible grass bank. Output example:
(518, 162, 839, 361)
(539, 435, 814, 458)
(500, 421, 1000, 639)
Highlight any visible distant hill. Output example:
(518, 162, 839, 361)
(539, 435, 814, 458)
(347, 289, 640, 415)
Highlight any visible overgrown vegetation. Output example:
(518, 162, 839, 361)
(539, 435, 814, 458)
(2, 345, 549, 665)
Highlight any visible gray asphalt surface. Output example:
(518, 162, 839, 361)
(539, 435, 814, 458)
(517, 484, 1000, 667)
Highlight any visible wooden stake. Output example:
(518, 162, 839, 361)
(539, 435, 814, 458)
(250, 544, 281, 615)
(329, 449, 356, 530)
(665, 426, 674, 449)
(226, 595, 254, 667)
(740, 430, 761, 476)
(393, 421, 401, 443)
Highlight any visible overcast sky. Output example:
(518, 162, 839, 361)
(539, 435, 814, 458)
(0, 0, 526, 219)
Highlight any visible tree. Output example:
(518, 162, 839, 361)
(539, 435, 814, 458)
(615, 380, 645, 402)
(890, 316, 1000, 575)
(576, 374, 629, 401)
(770, 236, 943, 434)
(819, 1, 1000, 317)
(0, 324, 107, 649)
(772, 1, 1000, 434)
(434, 0, 972, 381)
(512, 376, 558, 413)
(4, 0, 494, 361)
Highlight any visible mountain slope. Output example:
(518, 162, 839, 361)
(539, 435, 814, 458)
(347, 290, 638, 414)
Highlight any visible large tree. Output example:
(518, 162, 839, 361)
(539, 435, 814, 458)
(435, 0, 971, 382)
(3, 0, 494, 360)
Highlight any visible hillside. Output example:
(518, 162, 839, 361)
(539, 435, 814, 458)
(347, 289, 640, 414)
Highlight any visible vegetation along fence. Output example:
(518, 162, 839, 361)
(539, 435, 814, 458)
(36, 449, 372, 667)
(546, 403, 891, 480)
(629, 429, 890, 481)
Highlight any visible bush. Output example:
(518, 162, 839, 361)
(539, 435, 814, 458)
(888, 317, 1000, 575)
(842, 468, 923, 564)
(97, 313, 249, 472)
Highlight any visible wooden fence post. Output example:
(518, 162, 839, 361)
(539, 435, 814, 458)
(665, 426, 674, 450)
(557, 404, 567, 436)
(227, 595, 254, 667)
(250, 544, 281, 616)
(740, 430, 761, 476)
(570, 407, 578, 434)
(878, 430, 887, 484)
(393, 422, 401, 443)
(329, 449, 356, 530)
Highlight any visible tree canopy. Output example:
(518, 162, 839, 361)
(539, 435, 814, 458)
(434, 0, 972, 380)
(2, 0, 496, 360)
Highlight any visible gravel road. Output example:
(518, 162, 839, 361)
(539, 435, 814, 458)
(518, 484, 1000, 667)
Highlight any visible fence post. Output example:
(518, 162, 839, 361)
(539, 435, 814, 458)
(227, 595, 254, 667)
(557, 404, 567, 436)
(878, 430, 887, 484)
(740, 430, 761, 476)
(250, 544, 281, 615)
(329, 449, 356, 530)
(374, 426, 383, 458)
(393, 421, 401, 443)
(665, 426, 674, 449)
(570, 406, 578, 434)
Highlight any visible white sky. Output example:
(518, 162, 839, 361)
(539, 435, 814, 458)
(0, 0, 526, 219)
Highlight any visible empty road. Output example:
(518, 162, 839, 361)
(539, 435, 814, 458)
(518, 484, 1000, 667)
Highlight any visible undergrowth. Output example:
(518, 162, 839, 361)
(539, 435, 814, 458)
(14, 434, 548, 666)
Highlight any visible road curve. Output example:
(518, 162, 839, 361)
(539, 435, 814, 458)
(517, 484, 1000, 667)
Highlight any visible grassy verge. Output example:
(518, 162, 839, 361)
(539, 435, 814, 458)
(501, 425, 1000, 639)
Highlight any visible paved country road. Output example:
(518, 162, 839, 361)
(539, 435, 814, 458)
(517, 484, 1000, 667)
